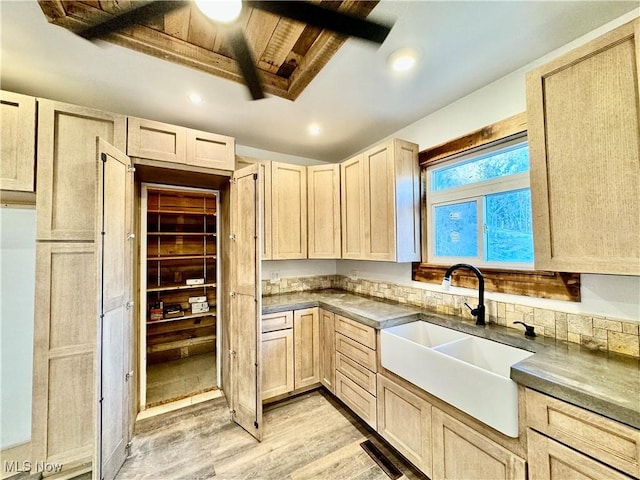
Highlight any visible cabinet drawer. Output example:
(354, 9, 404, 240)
(262, 311, 293, 333)
(335, 314, 376, 349)
(335, 371, 377, 430)
(335, 333, 376, 372)
(526, 388, 640, 479)
(336, 352, 376, 396)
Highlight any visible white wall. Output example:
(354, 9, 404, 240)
(276, 10, 640, 323)
(236, 144, 329, 167)
(0, 207, 36, 449)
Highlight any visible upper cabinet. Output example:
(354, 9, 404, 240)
(127, 117, 235, 171)
(1, 91, 36, 192)
(36, 100, 127, 241)
(526, 18, 640, 275)
(308, 164, 341, 259)
(342, 139, 421, 262)
(271, 162, 307, 259)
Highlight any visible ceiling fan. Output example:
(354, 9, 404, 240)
(76, 0, 393, 100)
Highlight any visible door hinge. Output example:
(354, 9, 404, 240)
(127, 233, 135, 240)
(125, 370, 134, 381)
(125, 441, 132, 457)
(126, 300, 135, 310)
(230, 291, 237, 298)
(253, 173, 258, 180)
(127, 166, 136, 173)
(254, 421, 259, 429)
(230, 178, 237, 184)
(229, 234, 236, 241)
(229, 349, 236, 358)
(229, 408, 236, 416)
(101, 152, 107, 163)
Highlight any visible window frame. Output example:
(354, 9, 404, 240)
(413, 113, 580, 302)
(426, 133, 533, 269)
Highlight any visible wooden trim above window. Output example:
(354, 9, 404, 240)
(412, 264, 581, 302)
(419, 112, 528, 166)
(416, 112, 581, 302)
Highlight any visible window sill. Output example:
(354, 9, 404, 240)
(411, 263, 580, 302)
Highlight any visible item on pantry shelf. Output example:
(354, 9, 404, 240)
(191, 301, 209, 314)
(186, 278, 205, 285)
(188, 295, 207, 303)
(163, 303, 184, 319)
(148, 301, 163, 321)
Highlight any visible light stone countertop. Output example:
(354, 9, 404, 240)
(262, 288, 640, 430)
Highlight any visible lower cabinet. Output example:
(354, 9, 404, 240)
(261, 308, 320, 401)
(261, 328, 294, 400)
(319, 309, 335, 393)
(528, 430, 633, 480)
(377, 374, 433, 477)
(294, 308, 320, 389)
(432, 407, 526, 480)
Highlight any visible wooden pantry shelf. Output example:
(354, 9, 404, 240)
(147, 232, 216, 236)
(147, 311, 216, 325)
(147, 208, 216, 215)
(147, 282, 216, 292)
(147, 254, 217, 261)
(147, 335, 216, 353)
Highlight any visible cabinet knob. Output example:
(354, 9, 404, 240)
(126, 301, 135, 309)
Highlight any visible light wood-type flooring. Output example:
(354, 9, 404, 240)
(116, 389, 428, 480)
(146, 352, 217, 407)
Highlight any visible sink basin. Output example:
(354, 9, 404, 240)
(381, 321, 533, 437)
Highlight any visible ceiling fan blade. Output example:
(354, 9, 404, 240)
(77, 1, 185, 40)
(226, 27, 265, 100)
(246, 1, 392, 45)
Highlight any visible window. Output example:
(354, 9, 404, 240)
(426, 134, 534, 269)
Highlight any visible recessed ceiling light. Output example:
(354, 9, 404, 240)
(388, 48, 418, 73)
(188, 93, 203, 104)
(308, 123, 321, 136)
(194, 0, 242, 23)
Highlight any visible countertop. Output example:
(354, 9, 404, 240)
(262, 289, 640, 430)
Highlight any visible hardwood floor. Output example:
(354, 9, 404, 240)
(116, 389, 427, 480)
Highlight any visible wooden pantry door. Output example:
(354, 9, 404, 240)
(96, 139, 134, 480)
(229, 164, 263, 441)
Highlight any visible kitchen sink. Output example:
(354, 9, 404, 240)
(381, 321, 533, 437)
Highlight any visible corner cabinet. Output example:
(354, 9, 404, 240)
(142, 187, 218, 365)
(127, 117, 235, 171)
(526, 18, 640, 274)
(0, 90, 36, 192)
(341, 139, 421, 262)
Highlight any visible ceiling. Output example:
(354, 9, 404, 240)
(1, 1, 637, 162)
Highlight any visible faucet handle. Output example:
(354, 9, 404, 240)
(464, 302, 479, 316)
(513, 321, 536, 337)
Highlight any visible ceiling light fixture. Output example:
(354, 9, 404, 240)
(188, 93, 203, 104)
(308, 123, 321, 136)
(388, 48, 418, 73)
(194, 0, 242, 24)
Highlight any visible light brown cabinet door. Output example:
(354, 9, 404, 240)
(0, 90, 36, 192)
(526, 18, 640, 274)
(293, 307, 320, 389)
(127, 117, 186, 163)
(340, 155, 364, 259)
(319, 309, 335, 393)
(229, 163, 263, 441)
(432, 407, 526, 480)
(186, 129, 235, 170)
(528, 430, 634, 480)
(362, 141, 396, 261)
(271, 162, 307, 259)
(377, 374, 433, 478)
(261, 328, 294, 400)
(96, 139, 133, 480)
(307, 164, 341, 258)
(36, 100, 126, 241)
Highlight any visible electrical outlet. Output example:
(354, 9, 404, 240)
(350, 270, 359, 280)
(270, 271, 280, 283)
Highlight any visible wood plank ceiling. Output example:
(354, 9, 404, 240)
(37, 1, 379, 100)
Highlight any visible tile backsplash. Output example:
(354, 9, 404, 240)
(262, 274, 640, 358)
